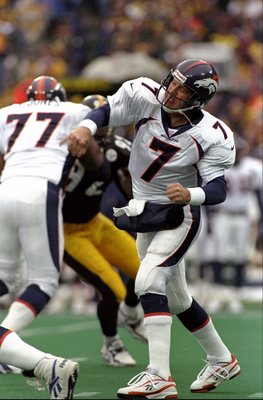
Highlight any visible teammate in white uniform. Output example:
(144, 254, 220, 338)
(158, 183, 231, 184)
(64, 59, 241, 398)
(208, 139, 262, 313)
(213, 144, 262, 273)
(0, 76, 102, 397)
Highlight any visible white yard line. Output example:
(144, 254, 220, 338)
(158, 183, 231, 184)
(21, 320, 99, 338)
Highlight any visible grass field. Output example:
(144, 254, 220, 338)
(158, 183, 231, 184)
(0, 308, 262, 399)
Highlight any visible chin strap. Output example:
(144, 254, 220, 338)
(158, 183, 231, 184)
(175, 110, 195, 126)
(162, 106, 196, 126)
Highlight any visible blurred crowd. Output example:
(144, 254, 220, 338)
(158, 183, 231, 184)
(0, 0, 262, 156)
(0, 0, 262, 313)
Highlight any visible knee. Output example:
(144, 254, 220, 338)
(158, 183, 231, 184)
(168, 292, 192, 314)
(0, 262, 24, 294)
(135, 267, 167, 298)
(176, 298, 209, 331)
(17, 284, 51, 315)
(94, 279, 126, 304)
(140, 293, 170, 315)
(28, 275, 59, 299)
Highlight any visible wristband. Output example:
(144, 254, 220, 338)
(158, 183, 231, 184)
(78, 119, 98, 135)
(187, 187, 206, 205)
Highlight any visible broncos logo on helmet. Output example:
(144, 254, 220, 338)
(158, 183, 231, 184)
(26, 76, 67, 101)
(194, 77, 218, 95)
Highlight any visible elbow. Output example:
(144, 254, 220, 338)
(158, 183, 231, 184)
(214, 190, 227, 205)
(203, 190, 226, 205)
(203, 176, 227, 205)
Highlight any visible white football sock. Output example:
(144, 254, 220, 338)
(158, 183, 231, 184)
(0, 331, 45, 370)
(144, 314, 172, 380)
(192, 319, 231, 362)
(1, 301, 35, 332)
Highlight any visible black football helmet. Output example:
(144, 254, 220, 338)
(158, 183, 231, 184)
(82, 94, 107, 109)
(156, 59, 219, 113)
(26, 76, 67, 101)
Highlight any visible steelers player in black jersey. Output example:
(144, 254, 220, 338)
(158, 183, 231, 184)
(63, 95, 147, 367)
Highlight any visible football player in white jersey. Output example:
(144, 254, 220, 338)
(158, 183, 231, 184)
(207, 138, 262, 313)
(63, 59, 241, 398)
(0, 76, 102, 397)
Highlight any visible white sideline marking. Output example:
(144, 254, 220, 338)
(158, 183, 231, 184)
(21, 320, 99, 338)
(211, 311, 262, 320)
(71, 357, 88, 362)
(74, 392, 101, 398)
(248, 393, 263, 398)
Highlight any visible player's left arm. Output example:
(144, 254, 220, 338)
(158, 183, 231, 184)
(189, 139, 235, 205)
(167, 132, 236, 206)
(167, 175, 227, 205)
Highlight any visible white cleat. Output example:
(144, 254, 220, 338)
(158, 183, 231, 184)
(0, 363, 22, 374)
(117, 370, 178, 399)
(34, 355, 79, 399)
(101, 338, 136, 367)
(190, 354, 241, 393)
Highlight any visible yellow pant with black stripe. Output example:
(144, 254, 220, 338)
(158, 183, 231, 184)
(63, 212, 140, 303)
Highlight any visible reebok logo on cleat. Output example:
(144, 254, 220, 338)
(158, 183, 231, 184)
(49, 359, 63, 396)
(49, 376, 62, 395)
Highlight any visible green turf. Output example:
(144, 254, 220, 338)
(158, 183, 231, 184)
(0, 309, 262, 399)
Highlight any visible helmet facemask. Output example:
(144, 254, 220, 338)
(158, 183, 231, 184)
(156, 70, 204, 114)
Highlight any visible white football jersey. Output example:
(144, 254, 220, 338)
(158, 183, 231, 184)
(0, 100, 90, 184)
(108, 77, 235, 203)
(217, 155, 262, 213)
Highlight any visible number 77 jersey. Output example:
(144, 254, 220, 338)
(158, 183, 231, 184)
(0, 101, 90, 185)
(107, 77, 236, 203)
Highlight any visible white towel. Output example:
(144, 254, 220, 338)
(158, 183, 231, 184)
(113, 199, 146, 217)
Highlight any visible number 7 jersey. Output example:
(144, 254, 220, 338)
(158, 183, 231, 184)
(0, 100, 90, 185)
(107, 77, 236, 203)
